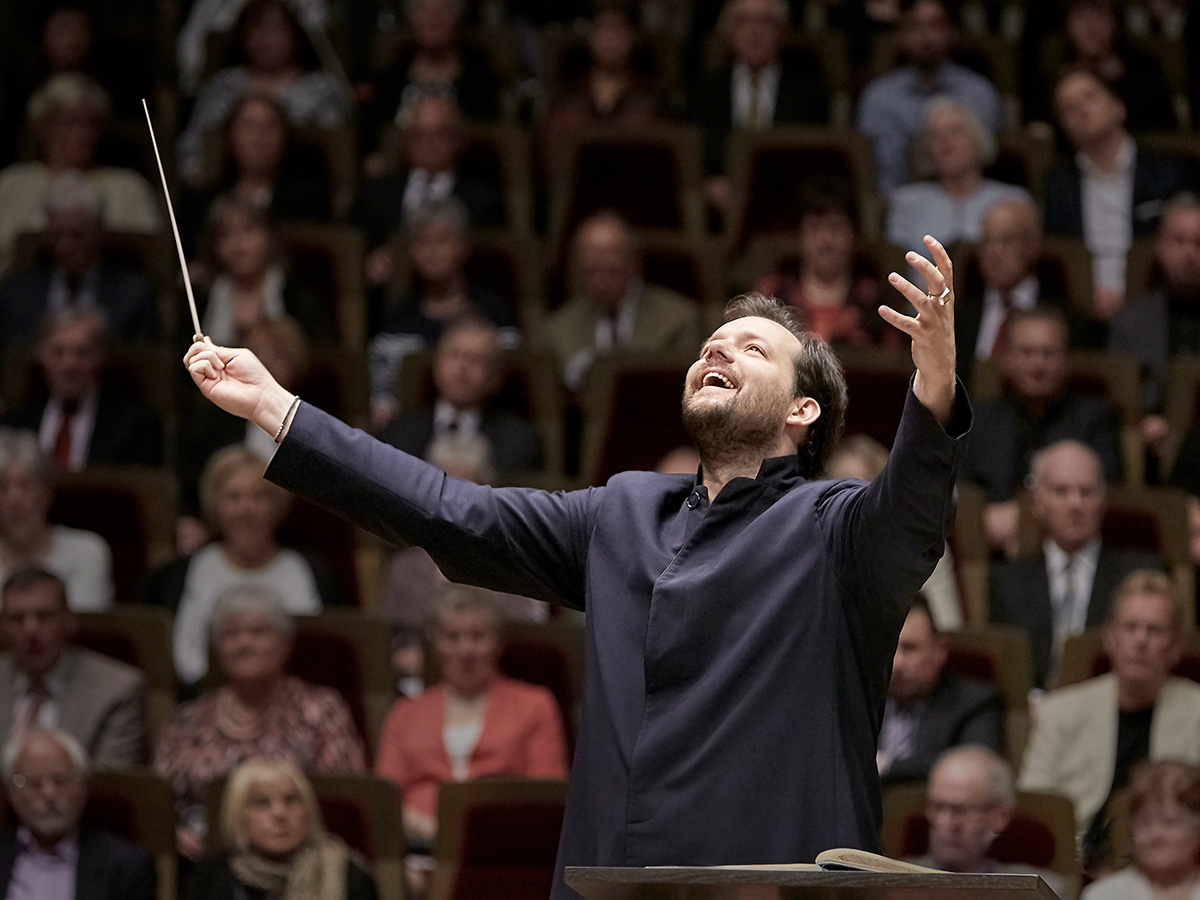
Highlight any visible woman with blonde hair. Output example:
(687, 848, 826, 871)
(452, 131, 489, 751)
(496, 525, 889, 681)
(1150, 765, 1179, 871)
(185, 757, 379, 900)
(0, 72, 161, 275)
(142, 445, 344, 687)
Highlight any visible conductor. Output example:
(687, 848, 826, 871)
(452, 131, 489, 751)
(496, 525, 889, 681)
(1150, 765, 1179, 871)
(185, 237, 969, 899)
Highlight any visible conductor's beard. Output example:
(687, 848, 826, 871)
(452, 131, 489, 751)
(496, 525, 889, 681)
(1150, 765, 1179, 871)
(681, 382, 794, 464)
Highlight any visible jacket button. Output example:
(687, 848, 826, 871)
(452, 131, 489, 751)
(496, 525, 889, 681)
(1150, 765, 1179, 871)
(686, 493, 700, 509)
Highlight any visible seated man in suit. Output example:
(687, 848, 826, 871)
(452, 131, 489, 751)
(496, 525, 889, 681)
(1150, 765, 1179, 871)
(380, 316, 543, 474)
(856, 0, 1004, 193)
(990, 440, 1162, 688)
(688, 0, 830, 214)
(909, 746, 1066, 893)
(958, 305, 1121, 554)
(955, 197, 1100, 385)
(351, 90, 505, 290)
(0, 170, 157, 348)
(0, 567, 144, 769)
(1019, 571, 1200, 853)
(539, 210, 703, 393)
(878, 598, 1003, 785)
(0, 725, 154, 900)
(0, 308, 163, 470)
(1109, 192, 1200, 462)
(1045, 68, 1194, 320)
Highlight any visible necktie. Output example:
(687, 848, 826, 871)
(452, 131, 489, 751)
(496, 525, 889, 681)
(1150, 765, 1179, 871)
(51, 401, 78, 470)
(1053, 555, 1076, 659)
(746, 70, 762, 129)
(12, 686, 45, 737)
(989, 290, 1015, 356)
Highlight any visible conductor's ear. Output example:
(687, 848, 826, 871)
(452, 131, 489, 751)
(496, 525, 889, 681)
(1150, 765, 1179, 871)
(787, 397, 821, 429)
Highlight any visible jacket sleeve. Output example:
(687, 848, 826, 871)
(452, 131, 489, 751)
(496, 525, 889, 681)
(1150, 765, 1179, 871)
(267, 404, 599, 610)
(90, 669, 147, 770)
(820, 379, 972, 614)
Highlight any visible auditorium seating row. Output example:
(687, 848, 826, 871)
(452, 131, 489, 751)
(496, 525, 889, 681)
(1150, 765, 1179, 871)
(72, 609, 584, 759)
(47, 764, 1091, 900)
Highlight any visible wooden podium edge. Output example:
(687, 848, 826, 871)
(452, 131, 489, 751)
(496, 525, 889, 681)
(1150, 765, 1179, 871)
(565, 866, 1061, 899)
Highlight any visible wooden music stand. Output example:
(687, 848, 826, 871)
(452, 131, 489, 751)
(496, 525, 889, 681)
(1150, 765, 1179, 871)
(565, 866, 1062, 899)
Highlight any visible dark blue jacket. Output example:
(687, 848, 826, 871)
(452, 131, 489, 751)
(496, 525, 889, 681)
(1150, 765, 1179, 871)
(267, 382, 970, 899)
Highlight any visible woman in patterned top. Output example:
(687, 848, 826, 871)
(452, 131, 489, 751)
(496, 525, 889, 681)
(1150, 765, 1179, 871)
(155, 584, 366, 859)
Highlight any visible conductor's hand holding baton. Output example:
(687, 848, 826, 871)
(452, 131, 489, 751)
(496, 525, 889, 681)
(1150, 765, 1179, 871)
(185, 342, 298, 442)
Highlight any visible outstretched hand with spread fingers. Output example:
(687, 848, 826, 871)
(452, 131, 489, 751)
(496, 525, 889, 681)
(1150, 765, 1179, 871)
(878, 234, 957, 425)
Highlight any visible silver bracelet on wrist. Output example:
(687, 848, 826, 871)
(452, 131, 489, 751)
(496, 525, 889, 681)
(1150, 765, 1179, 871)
(274, 395, 300, 443)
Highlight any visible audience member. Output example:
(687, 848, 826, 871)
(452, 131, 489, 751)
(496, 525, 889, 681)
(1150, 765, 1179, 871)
(1082, 759, 1200, 899)
(367, 199, 518, 424)
(0, 569, 142, 769)
(154, 586, 366, 859)
(0, 73, 161, 277)
(379, 317, 542, 472)
(908, 746, 1066, 894)
(1109, 193, 1200, 458)
(352, 92, 505, 276)
(141, 446, 342, 686)
(180, 92, 333, 257)
(754, 180, 898, 350)
(379, 433, 549, 692)
(184, 757, 378, 900)
(0, 171, 158, 348)
(825, 436, 961, 630)
(541, 1, 661, 152)
(689, 0, 830, 212)
(177, 0, 351, 184)
(886, 99, 1030, 259)
(1, 310, 164, 470)
(954, 197, 1100, 385)
(877, 599, 1002, 785)
(0, 433, 112, 610)
(958, 306, 1121, 515)
(196, 196, 333, 345)
(856, 0, 1004, 193)
(0, 726, 154, 900)
(176, 0, 330, 95)
(540, 210, 701, 392)
(1019, 571, 1200, 848)
(375, 585, 567, 847)
(990, 441, 1162, 687)
(363, 0, 500, 143)
(1044, 68, 1192, 320)
(0, 5, 123, 173)
(1025, 0, 1177, 133)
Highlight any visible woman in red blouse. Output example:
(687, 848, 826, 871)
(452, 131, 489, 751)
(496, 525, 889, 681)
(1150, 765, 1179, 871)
(374, 585, 567, 845)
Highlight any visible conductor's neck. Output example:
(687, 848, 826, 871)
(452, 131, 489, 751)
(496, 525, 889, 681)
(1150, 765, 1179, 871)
(700, 443, 790, 500)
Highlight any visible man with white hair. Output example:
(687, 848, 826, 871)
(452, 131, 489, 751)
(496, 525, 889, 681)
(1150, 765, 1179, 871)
(0, 171, 158, 347)
(0, 726, 154, 899)
(989, 440, 1162, 687)
(909, 746, 1066, 895)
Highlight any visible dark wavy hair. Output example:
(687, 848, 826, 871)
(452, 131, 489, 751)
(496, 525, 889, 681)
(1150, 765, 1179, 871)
(722, 293, 848, 478)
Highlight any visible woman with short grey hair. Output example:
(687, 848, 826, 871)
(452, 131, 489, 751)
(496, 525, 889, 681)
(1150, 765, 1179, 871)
(0, 72, 161, 276)
(886, 97, 1030, 260)
(154, 583, 366, 861)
